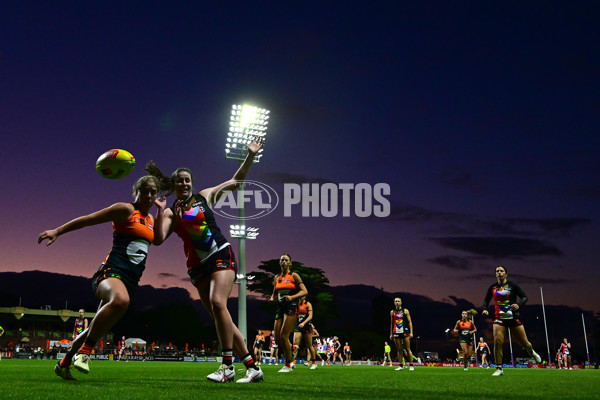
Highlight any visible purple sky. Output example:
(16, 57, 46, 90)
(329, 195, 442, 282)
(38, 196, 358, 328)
(2, 2, 599, 312)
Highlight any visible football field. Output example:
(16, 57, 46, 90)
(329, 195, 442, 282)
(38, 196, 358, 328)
(1, 359, 598, 400)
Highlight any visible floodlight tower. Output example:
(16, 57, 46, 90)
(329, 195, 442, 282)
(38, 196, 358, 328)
(225, 104, 269, 345)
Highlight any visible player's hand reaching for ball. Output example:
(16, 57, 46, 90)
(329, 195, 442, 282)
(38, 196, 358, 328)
(38, 229, 59, 246)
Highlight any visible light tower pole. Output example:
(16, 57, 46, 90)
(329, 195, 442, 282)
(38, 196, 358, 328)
(225, 104, 269, 345)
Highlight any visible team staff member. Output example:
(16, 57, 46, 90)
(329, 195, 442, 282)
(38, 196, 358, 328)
(390, 297, 415, 371)
(453, 310, 477, 370)
(146, 140, 264, 384)
(383, 342, 392, 366)
(270, 253, 308, 373)
(39, 175, 161, 380)
(482, 265, 542, 376)
(292, 296, 318, 369)
(477, 337, 491, 369)
(73, 309, 88, 340)
(558, 338, 572, 369)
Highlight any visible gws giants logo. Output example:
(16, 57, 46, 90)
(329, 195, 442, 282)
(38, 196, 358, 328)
(213, 180, 279, 220)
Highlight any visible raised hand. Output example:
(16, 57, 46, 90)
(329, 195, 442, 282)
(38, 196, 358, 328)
(247, 138, 264, 155)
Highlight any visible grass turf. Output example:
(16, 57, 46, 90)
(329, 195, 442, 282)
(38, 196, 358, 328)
(0, 359, 598, 400)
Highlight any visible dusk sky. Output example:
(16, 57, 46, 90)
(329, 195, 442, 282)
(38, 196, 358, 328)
(2, 2, 599, 313)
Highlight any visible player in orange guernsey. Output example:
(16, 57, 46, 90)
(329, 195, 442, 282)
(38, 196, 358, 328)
(476, 337, 491, 369)
(270, 254, 308, 373)
(292, 296, 318, 369)
(453, 310, 478, 370)
(39, 175, 161, 380)
(253, 330, 265, 365)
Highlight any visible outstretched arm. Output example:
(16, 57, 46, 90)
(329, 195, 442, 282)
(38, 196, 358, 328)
(38, 203, 133, 246)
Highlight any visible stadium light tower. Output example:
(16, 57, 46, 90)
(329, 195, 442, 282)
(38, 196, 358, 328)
(225, 104, 269, 346)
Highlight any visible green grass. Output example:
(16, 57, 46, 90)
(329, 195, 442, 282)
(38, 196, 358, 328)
(0, 359, 598, 400)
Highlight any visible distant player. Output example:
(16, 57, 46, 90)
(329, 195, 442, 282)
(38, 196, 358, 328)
(292, 296, 318, 369)
(0, 325, 4, 361)
(253, 330, 265, 365)
(343, 342, 351, 365)
(477, 337, 491, 369)
(270, 253, 308, 373)
(118, 336, 128, 362)
(73, 309, 88, 339)
(390, 297, 415, 371)
(453, 310, 477, 371)
(268, 335, 279, 365)
(558, 338, 572, 369)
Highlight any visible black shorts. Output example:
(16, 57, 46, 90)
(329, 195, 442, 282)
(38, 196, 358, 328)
(493, 317, 523, 328)
(295, 321, 312, 334)
(275, 299, 298, 319)
(188, 245, 237, 286)
(92, 263, 139, 299)
(460, 334, 473, 345)
(392, 332, 410, 339)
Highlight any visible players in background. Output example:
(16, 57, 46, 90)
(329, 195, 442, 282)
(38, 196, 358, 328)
(292, 296, 318, 369)
(39, 175, 161, 380)
(343, 342, 352, 365)
(253, 330, 265, 365)
(558, 338, 572, 369)
(482, 265, 542, 376)
(383, 342, 392, 366)
(309, 325, 324, 366)
(73, 309, 88, 340)
(332, 336, 344, 365)
(0, 325, 4, 361)
(390, 297, 415, 371)
(268, 334, 279, 365)
(270, 253, 308, 373)
(453, 310, 478, 371)
(146, 140, 264, 384)
(118, 336, 128, 361)
(477, 337, 491, 369)
(556, 350, 563, 369)
(317, 338, 327, 366)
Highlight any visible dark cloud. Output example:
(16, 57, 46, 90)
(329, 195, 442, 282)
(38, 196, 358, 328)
(157, 273, 178, 278)
(384, 200, 590, 238)
(430, 236, 562, 258)
(502, 217, 592, 236)
(428, 255, 471, 271)
(465, 272, 573, 285)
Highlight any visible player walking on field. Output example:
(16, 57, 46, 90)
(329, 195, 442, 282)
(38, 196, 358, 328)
(390, 297, 415, 371)
(270, 253, 308, 373)
(453, 310, 477, 371)
(482, 265, 542, 376)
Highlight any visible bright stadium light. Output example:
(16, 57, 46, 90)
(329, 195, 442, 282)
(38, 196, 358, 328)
(225, 104, 269, 162)
(229, 225, 260, 240)
(224, 103, 269, 347)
